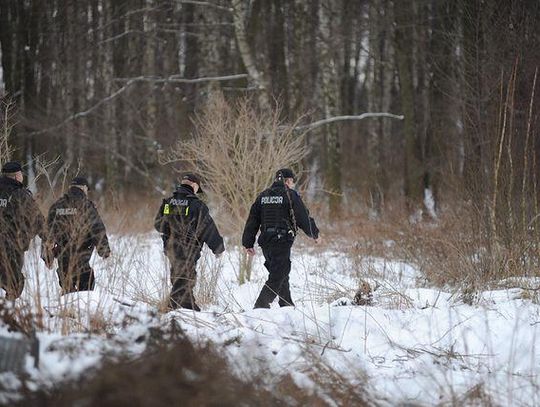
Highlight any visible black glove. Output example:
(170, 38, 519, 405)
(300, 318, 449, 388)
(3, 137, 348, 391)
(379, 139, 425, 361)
(99, 246, 111, 259)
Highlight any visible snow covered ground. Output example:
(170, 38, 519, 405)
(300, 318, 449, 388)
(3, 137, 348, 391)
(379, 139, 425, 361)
(1, 233, 540, 406)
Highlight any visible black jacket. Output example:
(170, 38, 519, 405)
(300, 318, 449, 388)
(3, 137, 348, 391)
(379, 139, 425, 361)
(47, 187, 110, 256)
(242, 181, 319, 248)
(0, 176, 46, 251)
(154, 185, 224, 257)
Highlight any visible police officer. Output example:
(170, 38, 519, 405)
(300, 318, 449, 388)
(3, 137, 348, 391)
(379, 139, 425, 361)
(154, 173, 224, 311)
(0, 161, 46, 299)
(45, 177, 111, 293)
(243, 168, 320, 309)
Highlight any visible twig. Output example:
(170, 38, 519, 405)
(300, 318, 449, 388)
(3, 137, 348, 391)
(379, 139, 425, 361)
(27, 74, 247, 136)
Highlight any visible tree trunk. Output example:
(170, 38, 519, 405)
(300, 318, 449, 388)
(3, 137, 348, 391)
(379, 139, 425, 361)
(231, 0, 271, 111)
(267, 0, 289, 115)
(461, 0, 485, 198)
(393, 0, 424, 215)
(319, 0, 342, 214)
(428, 0, 458, 212)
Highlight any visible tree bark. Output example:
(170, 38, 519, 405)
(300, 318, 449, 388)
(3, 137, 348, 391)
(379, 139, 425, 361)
(231, 0, 271, 111)
(319, 0, 342, 214)
(428, 0, 458, 212)
(393, 0, 424, 214)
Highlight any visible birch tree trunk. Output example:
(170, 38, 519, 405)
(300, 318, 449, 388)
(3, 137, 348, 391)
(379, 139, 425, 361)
(231, 0, 271, 111)
(143, 0, 157, 141)
(319, 0, 342, 214)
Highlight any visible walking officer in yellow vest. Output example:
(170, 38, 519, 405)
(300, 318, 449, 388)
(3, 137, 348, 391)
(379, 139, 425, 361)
(154, 173, 224, 311)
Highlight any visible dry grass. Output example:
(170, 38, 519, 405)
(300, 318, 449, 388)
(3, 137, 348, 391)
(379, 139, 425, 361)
(16, 328, 374, 407)
(317, 197, 540, 298)
(0, 299, 42, 335)
(394, 205, 540, 296)
(0, 97, 15, 166)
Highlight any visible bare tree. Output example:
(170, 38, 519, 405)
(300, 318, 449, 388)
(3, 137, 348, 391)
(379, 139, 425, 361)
(163, 93, 309, 283)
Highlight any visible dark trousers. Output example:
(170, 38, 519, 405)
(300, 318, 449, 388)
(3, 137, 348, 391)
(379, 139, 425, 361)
(254, 241, 294, 308)
(0, 244, 24, 300)
(56, 248, 95, 293)
(167, 250, 200, 311)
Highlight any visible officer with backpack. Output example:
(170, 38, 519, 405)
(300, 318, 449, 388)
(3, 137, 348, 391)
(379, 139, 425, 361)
(243, 168, 320, 309)
(44, 177, 111, 293)
(154, 173, 224, 311)
(0, 161, 46, 299)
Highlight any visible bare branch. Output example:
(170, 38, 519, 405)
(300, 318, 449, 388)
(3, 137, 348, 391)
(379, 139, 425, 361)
(113, 73, 248, 84)
(27, 74, 247, 136)
(172, 1, 233, 12)
(293, 113, 405, 133)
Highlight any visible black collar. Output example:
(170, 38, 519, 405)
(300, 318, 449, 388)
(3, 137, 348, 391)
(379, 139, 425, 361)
(67, 186, 87, 199)
(0, 176, 24, 191)
(271, 181, 287, 189)
(174, 184, 197, 197)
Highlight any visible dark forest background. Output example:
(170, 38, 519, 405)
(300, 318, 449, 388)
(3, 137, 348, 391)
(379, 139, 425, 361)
(1, 0, 539, 221)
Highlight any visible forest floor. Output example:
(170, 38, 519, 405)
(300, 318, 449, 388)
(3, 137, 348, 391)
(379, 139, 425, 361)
(1, 231, 539, 406)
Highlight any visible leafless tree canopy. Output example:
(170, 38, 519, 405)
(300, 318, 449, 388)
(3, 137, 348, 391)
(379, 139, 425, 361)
(0, 0, 539, 219)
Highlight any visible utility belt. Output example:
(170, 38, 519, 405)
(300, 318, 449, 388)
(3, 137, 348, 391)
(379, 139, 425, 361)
(262, 225, 295, 236)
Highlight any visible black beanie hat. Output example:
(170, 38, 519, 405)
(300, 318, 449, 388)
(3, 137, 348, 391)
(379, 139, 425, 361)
(275, 168, 296, 181)
(1, 161, 23, 174)
(181, 172, 203, 193)
(71, 176, 90, 189)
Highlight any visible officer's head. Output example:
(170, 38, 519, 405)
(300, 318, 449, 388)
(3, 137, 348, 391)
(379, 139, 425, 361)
(275, 168, 296, 188)
(180, 172, 203, 194)
(71, 176, 90, 195)
(1, 161, 24, 183)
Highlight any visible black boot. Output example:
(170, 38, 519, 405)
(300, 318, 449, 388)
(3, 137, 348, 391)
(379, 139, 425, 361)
(181, 302, 201, 312)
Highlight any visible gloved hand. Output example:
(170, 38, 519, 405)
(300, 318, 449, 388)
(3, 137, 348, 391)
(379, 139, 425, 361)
(97, 243, 111, 259)
(100, 247, 111, 259)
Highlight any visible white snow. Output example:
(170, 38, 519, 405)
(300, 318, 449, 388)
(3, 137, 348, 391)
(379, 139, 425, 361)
(0, 233, 539, 406)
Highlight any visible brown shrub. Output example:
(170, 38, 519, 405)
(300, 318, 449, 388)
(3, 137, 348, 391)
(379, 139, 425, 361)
(18, 330, 369, 407)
